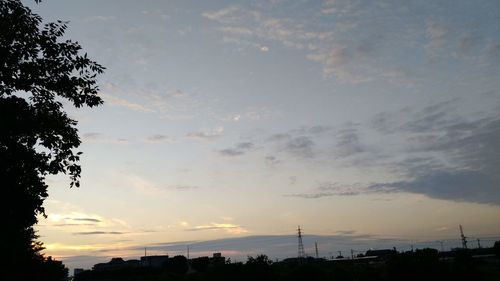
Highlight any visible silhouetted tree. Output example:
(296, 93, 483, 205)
(386, 249, 446, 281)
(246, 254, 273, 266)
(192, 256, 210, 272)
(494, 241, 500, 258)
(244, 255, 274, 280)
(165, 255, 188, 274)
(0, 0, 104, 279)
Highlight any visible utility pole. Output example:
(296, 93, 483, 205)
(187, 245, 192, 272)
(315, 242, 319, 259)
(459, 225, 468, 249)
(297, 226, 306, 259)
(351, 249, 354, 259)
(439, 241, 444, 252)
(144, 247, 147, 257)
(477, 239, 481, 249)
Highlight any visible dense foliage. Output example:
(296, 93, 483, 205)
(0, 0, 104, 279)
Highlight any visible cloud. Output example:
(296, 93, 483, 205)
(268, 133, 291, 142)
(222, 107, 281, 122)
(287, 191, 359, 199)
(45, 212, 104, 226)
(186, 126, 224, 142)
(425, 19, 449, 54)
(371, 117, 500, 204)
(53, 223, 97, 227)
(66, 218, 102, 223)
(265, 97, 500, 205)
(287, 182, 363, 199)
(284, 136, 315, 158)
(201, 3, 384, 82)
(185, 223, 248, 234)
(172, 185, 200, 190)
(73, 231, 126, 235)
(145, 134, 176, 144)
(82, 132, 129, 145)
(369, 169, 500, 204)
(40, 210, 135, 244)
(126, 174, 163, 194)
(237, 142, 254, 149)
(82, 15, 116, 22)
(267, 132, 316, 159)
(218, 142, 255, 156)
(366, 99, 500, 205)
(101, 93, 153, 113)
(335, 230, 357, 235)
(218, 149, 244, 156)
(203, 2, 499, 84)
(82, 132, 101, 139)
(265, 155, 279, 165)
(202, 6, 238, 23)
(220, 26, 253, 35)
(335, 124, 364, 158)
(169, 89, 186, 97)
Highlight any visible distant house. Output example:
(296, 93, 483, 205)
(190, 253, 226, 272)
(211, 252, 225, 266)
(126, 259, 141, 267)
(93, 258, 128, 271)
(141, 255, 169, 268)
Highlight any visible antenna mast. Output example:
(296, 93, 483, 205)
(297, 226, 306, 259)
(315, 242, 319, 259)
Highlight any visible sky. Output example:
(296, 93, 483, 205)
(24, 0, 500, 272)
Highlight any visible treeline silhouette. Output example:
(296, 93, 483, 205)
(75, 245, 500, 281)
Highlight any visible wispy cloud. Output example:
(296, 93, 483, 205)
(267, 131, 318, 159)
(203, 2, 498, 84)
(265, 155, 279, 165)
(186, 126, 224, 142)
(218, 149, 244, 156)
(144, 134, 176, 144)
(172, 185, 200, 191)
(287, 182, 364, 199)
(82, 15, 116, 22)
(221, 107, 282, 122)
(66, 218, 102, 223)
(101, 93, 153, 113)
(284, 136, 315, 158)
(186, 223, 248, 234)
(73, 231, 126, 235)
(126, 174, 163, 195)
(218, 142, 255, 156)
(40, 210, 133, 241)
(82, 132, 129, 145)
(335, 123, 364, 158)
